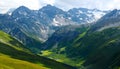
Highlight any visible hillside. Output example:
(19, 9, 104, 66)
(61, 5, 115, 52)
(68, 27, 120, 69)
(41, 24, 120, 69)
(0, 31, 76, 69)
(40, 24, 90, 68)
(41, 9, 120, 69)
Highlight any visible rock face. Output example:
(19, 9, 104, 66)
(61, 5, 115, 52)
(68, 8, 107, 23)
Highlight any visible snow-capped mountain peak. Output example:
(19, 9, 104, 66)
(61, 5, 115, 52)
(68, 8, 107, 23)
(0, 5, 108, 42)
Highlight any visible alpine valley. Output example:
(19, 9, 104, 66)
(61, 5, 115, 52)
(1, 4, 120, 69)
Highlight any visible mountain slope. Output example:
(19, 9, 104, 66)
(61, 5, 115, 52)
(40, 24, 90, 68)
(41, 9, 120, 69)
(42, 24, 90, 49)
(42, 25, 120, 69)
(72, 10, 120, 69)
(66, 27, 120, 69)
(0, 54, 48, 69)
(82, 27, 120, 69)
(0, 31, 76, 69)
(0, 14, 42, 51)
(90, 9, 120, 32)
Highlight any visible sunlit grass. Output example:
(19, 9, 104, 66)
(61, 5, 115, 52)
(74, 31, 86, 43)
(0, 31, 29, 52)
(41, 50, 84, 67)
(0, 31, 75, 69)
(0, 54, 49, 69)
(41, 50, 53, 56)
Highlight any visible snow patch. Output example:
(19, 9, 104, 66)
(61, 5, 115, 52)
(79, 18, 83, 20)
(78, 10, 83, 14)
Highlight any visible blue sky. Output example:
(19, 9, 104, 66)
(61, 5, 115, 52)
(0, 0, 120, 13)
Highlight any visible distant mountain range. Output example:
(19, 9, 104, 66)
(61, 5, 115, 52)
(0, 5, 107, 45)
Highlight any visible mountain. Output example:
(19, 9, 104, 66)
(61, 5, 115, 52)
(41, 9, 120, 69)
(42, 24, 90, 49)
(68, 8, 107, 23)
(0, 5, 107, 50)
(39, 4, 66, 19)
(0, 5, 113, 69)
(0, 14, 42, 52)
(0, 31, 76, 69)
(11, 6, 32, 17)
(11, 6, 50, 41)
(90, 9, 120, 32)
(1, 3, 120, 69)
(6, 8, 15, 15)
(40, 24, 90, 67)
(38, 4, 76, 26)
(5, 5, 74, 42)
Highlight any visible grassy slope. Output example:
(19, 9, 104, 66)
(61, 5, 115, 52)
(68, 27, 120, 69)
(0, 31, 76, 69)
(40, 26, 89, 68)
(41, 50, 79, 67)
(0, 54, 48, 69)
(42, 26, 120, 69)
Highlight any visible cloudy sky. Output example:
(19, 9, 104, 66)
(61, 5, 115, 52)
(0, 0, 120, 13)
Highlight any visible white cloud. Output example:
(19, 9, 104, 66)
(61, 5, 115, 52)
(0, 0, 40, 13)
(43, 0, 55, 5)
(54, 0, 120, 11)
(1, 0, 120, 13)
